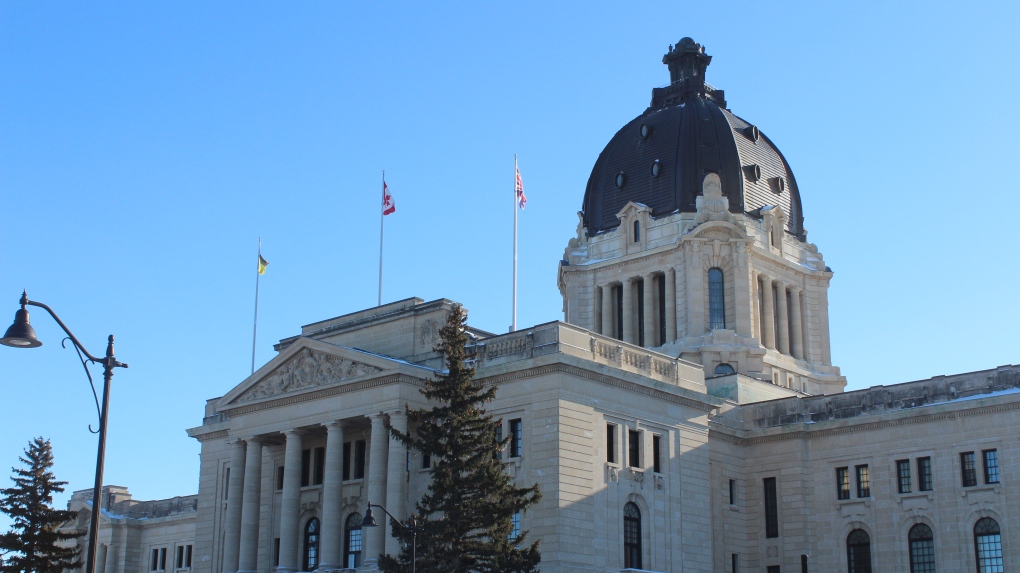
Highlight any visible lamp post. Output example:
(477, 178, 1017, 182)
(0, 291, 128, 573)
(360, 501, 418, 573)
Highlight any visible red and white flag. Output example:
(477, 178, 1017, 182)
(515, 165, 526, 209)
(382, 181, 396, 215)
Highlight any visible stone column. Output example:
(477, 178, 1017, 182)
(621, 278, 635, 344)
(790, 288, 804, 360)
(601, 284, 614, 339)
(776, 282, 790, 355)
(278, 430, 303, 573)
(642, 274, 656, 347)
(384, 411, 409, 557)
(665, 269, 677, 343)
(104, 542, 118, 573)
(95, 544, 108, 573)
(238, 439, 263, 573)
(222, 440, 246, 573)
(363, 414, 390, 569)
(761, 276, 775, 350)
(319, 422, 345, 571)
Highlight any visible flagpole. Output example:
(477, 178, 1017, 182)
(251, 237, 261, 375)
(512, 155, 518, 333)
(378, 170, 385, 307)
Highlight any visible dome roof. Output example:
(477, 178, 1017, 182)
(581, 38, 805, 240)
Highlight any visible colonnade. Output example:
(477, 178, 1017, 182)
(221, 411, 407, 573)
(756, 274, 806, 360)
(595, 269, 676, 348)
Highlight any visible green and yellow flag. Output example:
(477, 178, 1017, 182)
(257, 254, 269, 275)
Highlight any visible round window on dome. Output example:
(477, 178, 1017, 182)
(650, 160, 661, 178)
(769, 176, 786, 194)
(747, 125, 760, 142)
(615, 172, 626, 188)
(640, 124, 652, 139)
(744, 164, 761, 182)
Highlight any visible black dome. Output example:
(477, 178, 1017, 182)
(581, 38, 805, 240)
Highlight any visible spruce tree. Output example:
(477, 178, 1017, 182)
(0, 437, 82, 573)
(379, 304, 541, 573)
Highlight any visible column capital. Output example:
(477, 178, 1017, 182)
(369, 412, 388, 423)
(323, 419, 346, 431)
(282, 428, 303, 438)
(388, 409, 407, 420)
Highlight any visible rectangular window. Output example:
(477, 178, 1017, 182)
(185, 545, 192, 569)
(421, 453, 431, 469)
(606, 423, 616, 464)
(301, 448, 311, 487)
(223, 468, 230, 500)
(763, 477, 778, 538)
(151, 549, 159, 571)
(313, 447, 325, 486)
(729, 479, 735, 505)
(176, 545, 193, 570)
(835, 467, 850, 500)
(658, 274, 667, 345)
(652, 435, 662, 473)
(636, 279, 645, 347)
(855, 465, 870, 498)
(354, 440, 366, 479)
(509, 419, 522, 458)
(276, 466, 284, 491)
(159, 548, 167, 571)
(273, 538, 280, 567)
(510, 512, 521, 540)
(767, 565, 780, 573)
(176, 546, 184, 569)
(983, 449, 1000, 484)
(731, 553, 738, 573)
(961, 451, 977, 487)
(627, 430, 640, 468)
(897, 459, 912, 493)
(494, 423, 503, 460)
(918, 457, 933, 491)
(615, 285, 623, 341)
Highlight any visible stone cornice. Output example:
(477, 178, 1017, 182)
(709, 399, 1020, 445)
(192, 429, 229, 442)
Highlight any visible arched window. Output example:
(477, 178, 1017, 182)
(344, 513, 362, 569)
(974, 517, 1003, 573)
(633, 221, 641, 243)
(908, 523, 935, 573)
(846, 529, 872, 573)
(708, 268, 726, 330)
(303, 518, 319, 572)
(623, 502, 641, 569)
(714, 363, 736, 375)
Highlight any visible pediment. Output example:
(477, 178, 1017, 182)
(220, 338, 398, 407)
(686, 219, 749, 241)
(615, 201, 650, 219)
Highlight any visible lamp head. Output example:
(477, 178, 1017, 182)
(360, 506, 379, 528)
(0, 294, 41, 348)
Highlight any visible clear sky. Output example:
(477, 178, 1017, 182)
(1, 1, 1017, 511)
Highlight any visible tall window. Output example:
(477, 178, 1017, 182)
(606, 424, 616, 464)
(908, 523, 935, 573)
(615, 285, 624, 340)
(918, 457, 933, 491)
(764, 477, 779, 538)
(897, 460, 912, 493)
(510, 512, 521, 542)
(983, 449, 1000, 484)
(855, 465, 870, 498)
(836, 467, 850, 500)
(962, 452, 978, 486)
(509, 419, 523, 458)
(633, 221, 640, 243)
(636, 279, 645, 347)
(628, 430, 640, 468)
(657, 275, 667, 344)
(708, 268, 726, 330)
(623, 502, 641, 569)
(344, 513, 362, 569)
(729, 479, 735, 505)
(652, 435, 662, 473)
(354, 440, 366, 479)
(494, 423, 504, 460)
(303, 518, 320, 572)
(846, 529, 872, 573)
(176, 545, 192, 569)
(974, 517, 1003, 573)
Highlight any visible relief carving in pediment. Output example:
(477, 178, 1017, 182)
(235, 348, 382, 403)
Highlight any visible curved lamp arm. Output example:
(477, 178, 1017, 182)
(22, 293, 127, 368)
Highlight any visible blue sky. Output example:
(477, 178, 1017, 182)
(1, 1, 1017, 508)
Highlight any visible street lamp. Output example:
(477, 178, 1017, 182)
(1, 291, 128, 573)
(361, 501, 418, 573)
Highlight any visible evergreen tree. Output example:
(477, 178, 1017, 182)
(379, 305, 541, 573)
(0, 437, 82, 573)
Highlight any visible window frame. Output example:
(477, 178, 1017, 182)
(836, 467, 850, 500)
(846, 529, 872, 573)
(917, 457, 933, 491)
(344, 512, 362, 569)
(508, 418, 523, 458)
(627, 429, 640, 468)
(855, 464, 870, 498)
(606, 423, 617, 464)
(896, 459, 912, 494)
(303, 517, 320, 572)
(764, 477, 779, 538)
(354, 439, 367, 479)
(982, 449, 1000, 484)
(651, 434, 662, 473)
(623, 502, 642, 569)
(708, 267, 726, 330)
(961, 451, 978, 487)
(974, 517, 1003, 573)
(908, 523, 936, 573)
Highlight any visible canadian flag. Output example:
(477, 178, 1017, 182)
(382, 181, 395, 215)
(515, 166, 526, 209)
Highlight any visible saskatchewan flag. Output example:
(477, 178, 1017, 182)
(258, 254, 269, 275)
